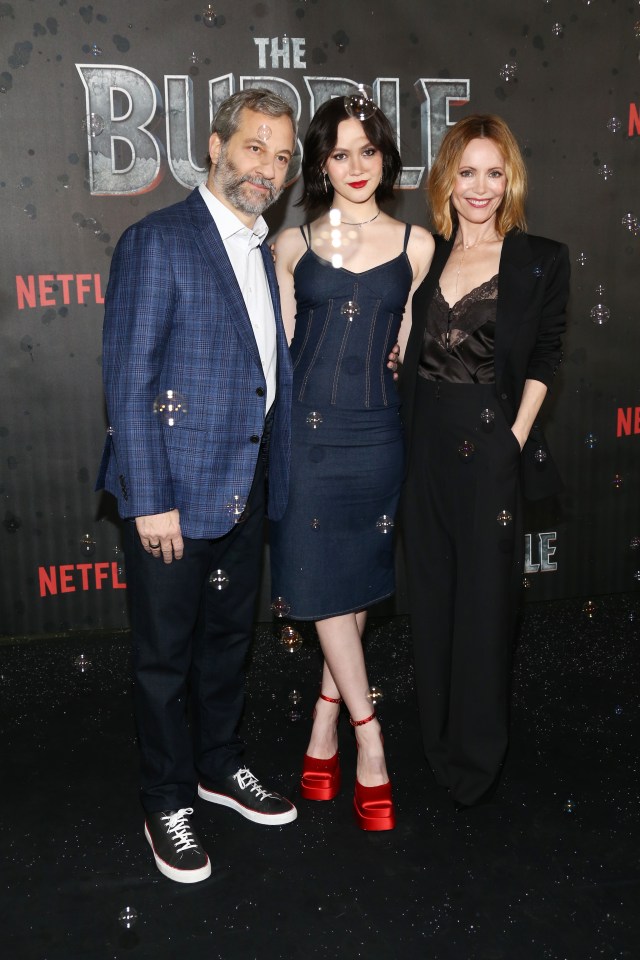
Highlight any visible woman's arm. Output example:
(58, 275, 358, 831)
(273, 228, 307, 345)
(397, 226, 435, 363)
(511, 378, 548, 449)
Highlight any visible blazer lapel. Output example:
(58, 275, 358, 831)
(186, 189, 262, 367)
(494, 231, 538, 384)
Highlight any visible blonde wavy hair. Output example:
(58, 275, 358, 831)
(427, 114, 527, 239)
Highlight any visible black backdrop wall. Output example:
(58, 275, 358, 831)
(1, 0, 639, 638)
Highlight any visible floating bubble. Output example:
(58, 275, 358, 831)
(331, 253, 343, 269)
(621, 212, 638, 232)
(458, 440, 475, 460)
(90, 43, 103, 57)
(118, 907, 138, 930)
(341, 301, 360, 320)
(533, 265, 543, 278)
(344, 84, 376, 121)
(329, 207, 342, 226)
(480, 407, 495, 426)
(188, 51, 199, 64)
(576, 252, 587, 266)
(614, 705, 623, 716)
(584, 433, 598, 449)
(497, 510, 512, 526)
(522, 577, 532, 589)
(590, 304, 610, 325)
(366, 686, 384, 705)
(257, 124, 272, 142)
(499, 62, 518, 82)
(583, 600, 597, 618)
(563, 798, 575, 814)
(272, 597, 291, 618)
(635, 19, 640, 38)
(288, 706, 303, 722)
(551, 22, 564, 37)
(634, 570, 640, 582)
(330, 228, 342, 249)
(597, 163, 613, 181)
(376, 515, 394, 534)
(306, 410, 323, 429)
(209, 569, 229, 590)
(82, 113, 104, 137)
(288, 689, 303, 705)
(80, 533, 96, 557)
(75, 653, 91, 673)
(202, 3, 216, 26)
(153, 389, 187, 426)
(606, 117, 622, 134)
(225, 495, 247, 523)
(280, 624, 302, 651)
(595, 283, 606, 297)
(630, 537, 640, 550)
(310, 518, 320, 530)
(534, 448, 547, 464)
(612, 474, 623, 489)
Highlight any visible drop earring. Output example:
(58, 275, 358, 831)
(322, 171, 328, 193)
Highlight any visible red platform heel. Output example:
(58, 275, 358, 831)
(300, 693, 342, 801)
(350, 712, 396, 831)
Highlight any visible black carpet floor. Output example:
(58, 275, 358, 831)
(1, 596, 638, 960)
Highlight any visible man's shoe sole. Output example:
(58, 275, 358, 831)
(197, 783, 298, 825)
(144, 823, 212, 883)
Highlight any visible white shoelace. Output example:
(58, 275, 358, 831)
(233, 767, 273, 801)
(162, 807, 199, 852)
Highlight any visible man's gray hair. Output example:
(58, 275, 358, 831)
(206, 88, 297, 168)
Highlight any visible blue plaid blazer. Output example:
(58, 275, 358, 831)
(96, 188, 292, 538)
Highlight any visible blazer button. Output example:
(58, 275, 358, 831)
(250, 434, 260, 444)
(256, 387, 265, 397)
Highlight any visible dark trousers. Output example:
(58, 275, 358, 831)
(123, 454, 267, 813)
(403, 379, 523, 807)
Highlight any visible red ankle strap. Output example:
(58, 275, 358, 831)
(349, 711, 376, 727)
(319, 692, 342, 704)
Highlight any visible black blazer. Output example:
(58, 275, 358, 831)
(401, 230, 570, 500)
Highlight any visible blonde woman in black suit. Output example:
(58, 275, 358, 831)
(399, 114, 570, 809)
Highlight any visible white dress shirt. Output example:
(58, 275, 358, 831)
(198, 183, 277, 414)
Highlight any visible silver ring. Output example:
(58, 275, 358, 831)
(149, 541, 160, 549)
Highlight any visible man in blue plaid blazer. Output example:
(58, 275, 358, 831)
(97, 90, 298, 883)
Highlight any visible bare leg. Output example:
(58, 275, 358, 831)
(306, 611, 388, 787)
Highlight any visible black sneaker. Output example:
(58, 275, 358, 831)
(144, 807, 211, 883)
(198, 767, 297, 825)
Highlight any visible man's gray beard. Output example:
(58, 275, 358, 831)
(213, 146, 283, 216)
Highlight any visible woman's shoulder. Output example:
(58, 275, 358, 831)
(508, 230, 568, 259)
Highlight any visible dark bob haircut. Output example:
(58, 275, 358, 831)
(299, 96, 402, 211)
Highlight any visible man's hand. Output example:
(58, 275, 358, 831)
(136, 509, 184, 564)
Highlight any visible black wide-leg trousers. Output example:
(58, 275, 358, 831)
(123, 454, 267, 814)
(403, 378, 523, 807)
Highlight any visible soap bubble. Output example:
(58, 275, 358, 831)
(90, 43, 103, 57)
(257, 124, 272, 142)
(118, 907, 138, 929)
(81, 113, 104, 137)
(612, 474, 623, 489)
(499, 62, 518, 82)
(563, 798, 575, 814)
(480, 408, 495, 427)
(458, 440, 475, 460)
(606, 117, 622, 133)
(583, 600, 597, 618)
(225, 495, 247, 523)
(202, 4, 216, 26)
(597, 164, 614, 181)
(576, 252, 587, 266)
(497, 510, 512, 526)
(280, 624, 302, 651)
(209, 569, 229, 590)
(344, 84, 376, 121)
(75, 653, 92, 673)
(584, 433, 598, 449)
(366, 686, 384, 705)
(341, 301, 360, 320)
(534, 448, 547, 464)
(551, 23, 564, 37)
(272, 597, 291, 617)
(80, 533, 96, 557)
(376, 515, 394, 534)
(306, 411, 323, 429)
(153, 390, 187, 426)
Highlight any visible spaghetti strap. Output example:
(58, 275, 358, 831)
(403, 223, 412, 252)
(299, 223, 311, 249)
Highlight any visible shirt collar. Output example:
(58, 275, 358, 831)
(199, 183, 268, 246)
